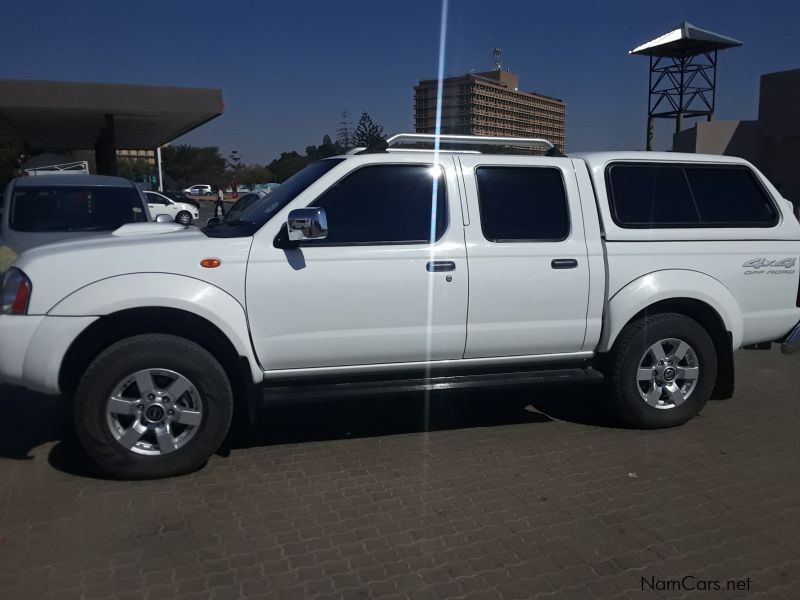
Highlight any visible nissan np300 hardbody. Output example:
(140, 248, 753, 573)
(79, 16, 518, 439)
(2, 134, 799, 479)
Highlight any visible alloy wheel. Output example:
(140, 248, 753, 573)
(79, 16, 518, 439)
(636, 338, 700, 409)
(105, 368, 203, 455)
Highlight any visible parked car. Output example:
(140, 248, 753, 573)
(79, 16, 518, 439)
(161, 191, 200, 210)
(181, 184, 212, 196)
(0, 174, 150, 275)
(224, 185, 251, 194)
(144, 191, 200, 225)
(253, 183, 281, 194)
(2, 133, 800, 480)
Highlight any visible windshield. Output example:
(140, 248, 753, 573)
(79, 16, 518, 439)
(224, 193, 260, 221)
(10, 186, 147, 232)
(204, 159, 343, 237)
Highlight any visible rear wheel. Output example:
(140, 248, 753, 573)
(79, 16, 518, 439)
(176, 211, 192, 225)
(74, 334, 233, 479)
(605, 313, 718, 428)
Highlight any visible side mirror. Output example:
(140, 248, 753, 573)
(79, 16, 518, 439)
(155, 214, 173, 223)
(206, 217, 221, 228)
(287, 207, 328, 241)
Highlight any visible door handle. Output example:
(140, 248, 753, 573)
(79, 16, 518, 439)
(551, 258, 578, 269)
(427, 261, 456, 272)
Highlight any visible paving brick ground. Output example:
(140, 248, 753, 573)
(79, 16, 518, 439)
(1, 349, 798, 599)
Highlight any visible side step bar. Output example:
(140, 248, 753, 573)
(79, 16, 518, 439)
(261, 367, 603, 405)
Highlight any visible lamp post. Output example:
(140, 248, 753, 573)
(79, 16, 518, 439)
(156, 146, 164, 192)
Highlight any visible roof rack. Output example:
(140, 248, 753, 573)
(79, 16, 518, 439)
(357, 133, 561, 156)
(386, 133, 555, 151)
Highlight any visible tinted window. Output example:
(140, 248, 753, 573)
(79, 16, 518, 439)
(475, 167, 569, 242)
(303, 164, 447, 245)
(685, 168, 777, 225)
(607, 164, 778, 228)
(606, 165, 699, 225)
(10, 186, 147, 232)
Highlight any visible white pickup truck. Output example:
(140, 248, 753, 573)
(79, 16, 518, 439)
(2, 133, 799, 479)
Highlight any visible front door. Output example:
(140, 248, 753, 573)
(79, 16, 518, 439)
(246, 156, 468, 372)
(458, 155, 590, 358)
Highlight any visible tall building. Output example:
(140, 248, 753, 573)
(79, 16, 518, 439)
(414, 68, 566, 152)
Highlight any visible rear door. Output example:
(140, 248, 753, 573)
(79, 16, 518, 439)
(458, 156, 590, 358)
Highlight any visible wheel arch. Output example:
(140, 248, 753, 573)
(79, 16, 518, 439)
(59, 307, 258, 423)
(599, 270, 743, 353)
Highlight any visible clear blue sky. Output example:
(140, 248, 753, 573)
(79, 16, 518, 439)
(3, 0, 799, 163)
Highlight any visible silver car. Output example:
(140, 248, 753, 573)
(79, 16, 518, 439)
(0, 174, 151, 274)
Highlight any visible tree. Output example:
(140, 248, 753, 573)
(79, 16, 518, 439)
(161, 145, 227, 190)
(352, 112, 386, 148)
(237, 164, 273, 186)
(117, 158, 154, 183)
(268, 151, 312, 182)
(336, 110, 354, 151)
(306, 134, 343, 161)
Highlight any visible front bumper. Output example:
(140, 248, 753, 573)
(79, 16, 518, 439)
(0, 315, 44, 387)
(0, 315, 97, 394)
(781, 321, 800, 355)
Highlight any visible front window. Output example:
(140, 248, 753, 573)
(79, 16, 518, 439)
(10, 186, 147, 232)
(297, 164, 448, 245)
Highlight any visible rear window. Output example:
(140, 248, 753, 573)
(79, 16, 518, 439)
(10, 186, 147, 232)
(606, 164, 778, 228)
(475, 166, 569, 242)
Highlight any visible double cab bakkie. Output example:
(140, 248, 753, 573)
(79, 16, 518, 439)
(2, 133, 799, 479)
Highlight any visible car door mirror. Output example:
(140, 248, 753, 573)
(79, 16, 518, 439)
(155, 214, 173, 223)
(287, 207, 328, 241)
(206, 217, 221, 228)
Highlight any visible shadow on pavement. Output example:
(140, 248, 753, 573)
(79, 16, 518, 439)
(231, 381, 615, 450)
(0, 385, 72, 460)
(0, 380, 614, 478)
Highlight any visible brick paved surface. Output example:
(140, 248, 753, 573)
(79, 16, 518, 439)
(1, 349, 798, 599)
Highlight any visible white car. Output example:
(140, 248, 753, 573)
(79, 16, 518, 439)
(144, 191, 200, 225)
(1, 174, 151, 275)
(181, 184, 212, 196)
(2, 133, 799, 479)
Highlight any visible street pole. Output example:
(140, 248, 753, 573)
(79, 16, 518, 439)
(156, 146, 164, 192)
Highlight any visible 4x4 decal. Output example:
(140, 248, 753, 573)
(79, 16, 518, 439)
(743, 257, 797, 275)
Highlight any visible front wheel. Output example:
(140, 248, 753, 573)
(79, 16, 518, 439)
(176, 211, 192, 225)
(605, 313, 718, 428)
(74, 334, 233, 479)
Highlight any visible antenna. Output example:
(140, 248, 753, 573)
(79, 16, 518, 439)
(492, 47, 502, 71)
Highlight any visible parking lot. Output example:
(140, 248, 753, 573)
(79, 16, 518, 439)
(0, 348, 797, 599)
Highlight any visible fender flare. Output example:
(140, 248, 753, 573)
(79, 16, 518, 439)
(47, 273, 263, 383)
(598, 269, 744, 352)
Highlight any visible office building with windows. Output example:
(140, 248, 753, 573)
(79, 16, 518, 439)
(414, 69, 566, 153)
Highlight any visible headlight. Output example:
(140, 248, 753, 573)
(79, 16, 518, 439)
(1, 268, 32, 315)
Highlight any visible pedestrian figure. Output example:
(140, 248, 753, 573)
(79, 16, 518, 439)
(215, 189, 226, 218)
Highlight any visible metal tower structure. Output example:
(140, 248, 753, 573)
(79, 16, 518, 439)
(630, 22, 742, 150)
(493, 47, 502, 71)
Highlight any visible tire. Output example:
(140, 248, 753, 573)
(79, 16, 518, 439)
(605, 313, 718, 428)
(74, 334, 233, 479)
(176, 211, 192, 225)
